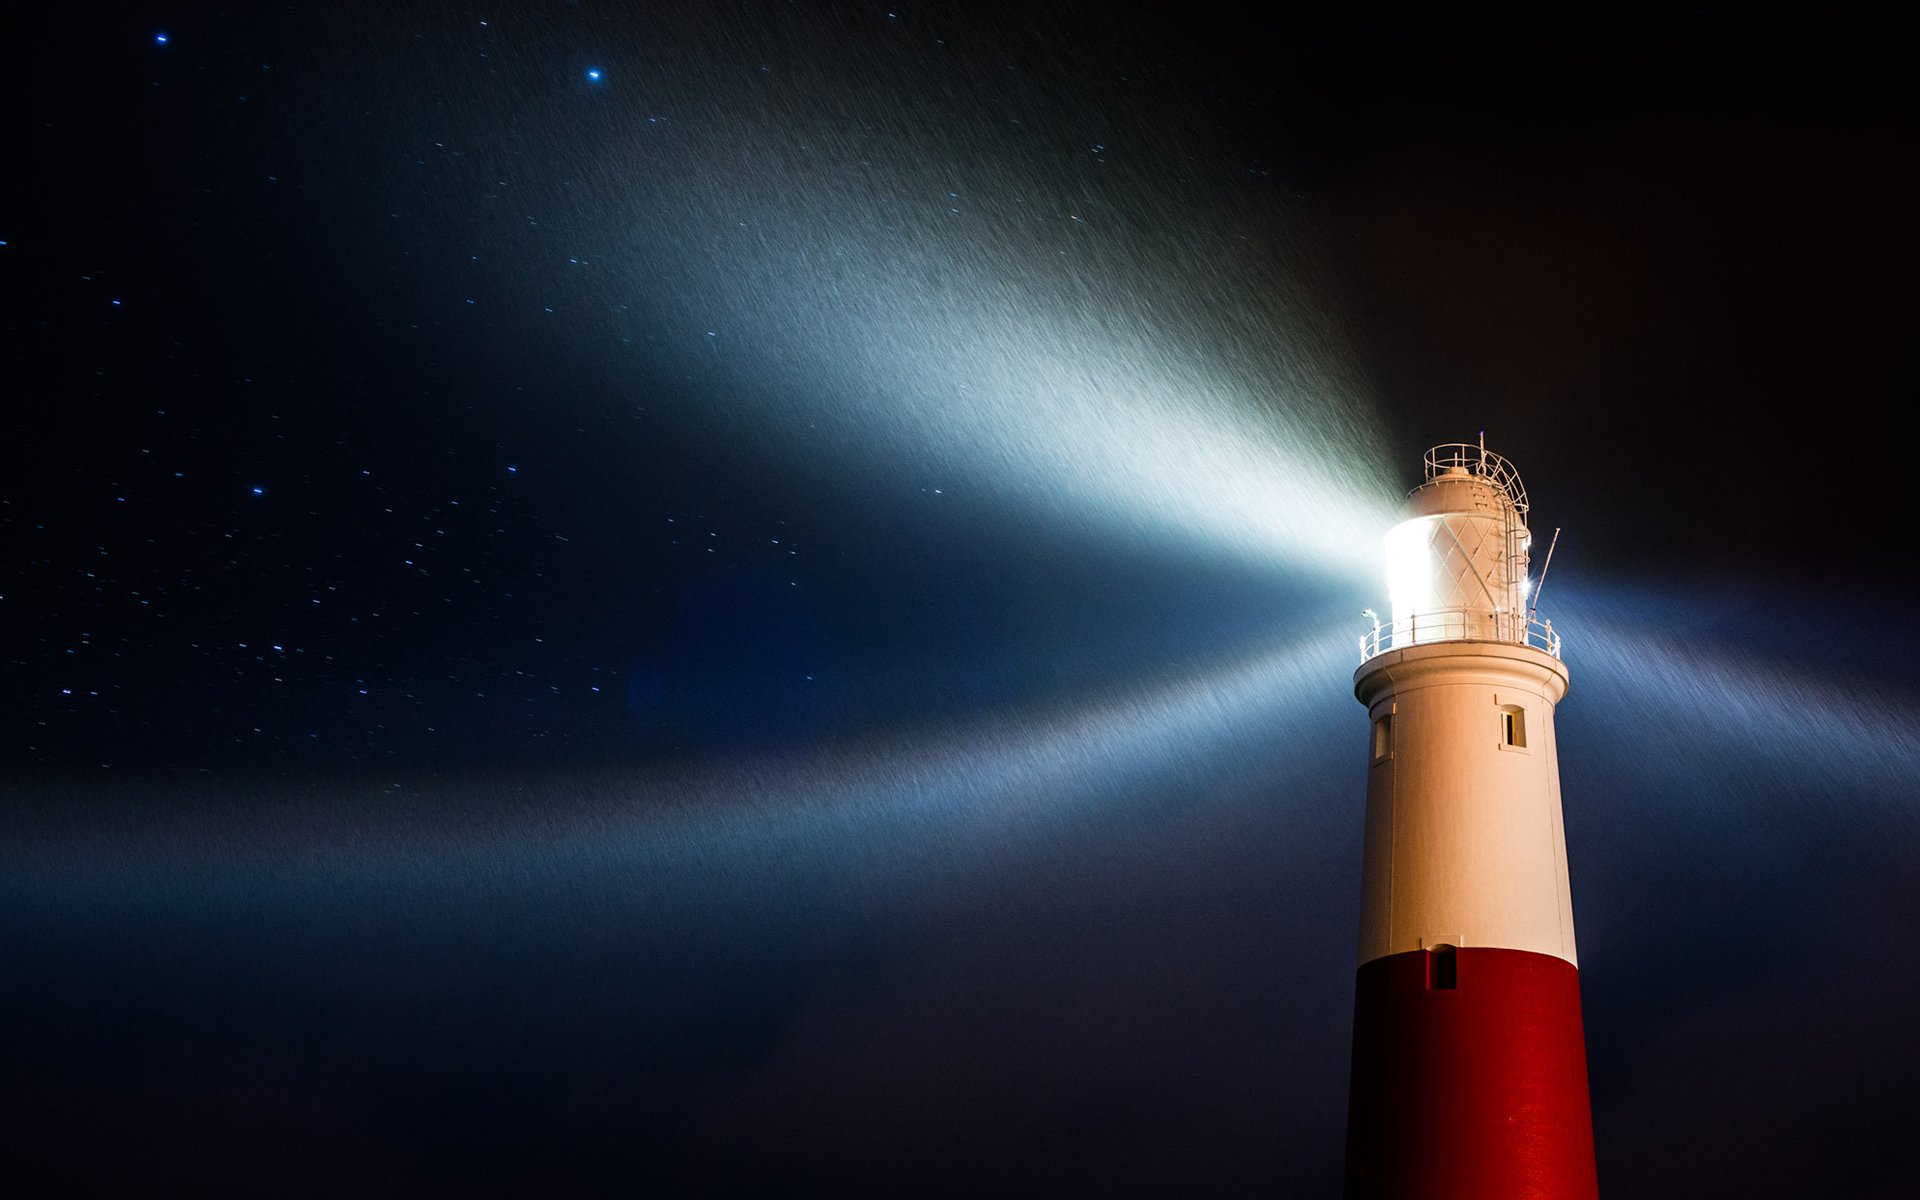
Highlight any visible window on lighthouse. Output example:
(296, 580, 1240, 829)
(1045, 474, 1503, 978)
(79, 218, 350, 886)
(1499, 705, 1527, 749)
(1428, 945, 1458, 990)
(1371, 714, 1392, 762)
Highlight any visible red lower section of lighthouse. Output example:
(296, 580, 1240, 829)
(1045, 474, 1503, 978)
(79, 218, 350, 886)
(1343, 947, 1598, 1199)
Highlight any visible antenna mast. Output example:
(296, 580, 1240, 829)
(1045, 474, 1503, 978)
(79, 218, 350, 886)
(1528, 526, 1562, 623)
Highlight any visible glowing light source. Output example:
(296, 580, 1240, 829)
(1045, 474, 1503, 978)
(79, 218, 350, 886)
(1384, 516, 1434, 627)
(585, 68, 604, 83)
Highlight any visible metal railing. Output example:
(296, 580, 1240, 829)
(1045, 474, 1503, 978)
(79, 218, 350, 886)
(1359, 609, 1561, 663)
(1421, 444, 1529, 515)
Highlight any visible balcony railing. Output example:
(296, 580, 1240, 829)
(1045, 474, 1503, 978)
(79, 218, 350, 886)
(1359, 609, 1561, 663)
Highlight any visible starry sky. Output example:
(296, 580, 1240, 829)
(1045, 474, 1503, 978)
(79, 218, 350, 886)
(5, 5, 1915, 1196)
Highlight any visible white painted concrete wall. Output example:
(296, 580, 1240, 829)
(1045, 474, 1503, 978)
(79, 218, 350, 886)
(1354, 641, 1577, 968)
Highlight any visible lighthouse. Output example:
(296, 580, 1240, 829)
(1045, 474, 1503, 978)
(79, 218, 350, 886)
(1342, 442, 1598, 1198)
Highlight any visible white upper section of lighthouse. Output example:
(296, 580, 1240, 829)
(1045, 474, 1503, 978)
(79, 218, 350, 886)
(1351, 443, 1579, 967)
(1361, 443, 1560, 662)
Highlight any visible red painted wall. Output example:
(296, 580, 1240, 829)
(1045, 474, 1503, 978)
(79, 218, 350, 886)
(1344, 947, 1598, 1199)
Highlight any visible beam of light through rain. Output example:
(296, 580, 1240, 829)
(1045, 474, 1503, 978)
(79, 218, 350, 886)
(589, 170, 1403, 580)
(366, 9, 1406, 582)
(0, 626, 1358, 895)
(1564, 596, 1920, 816)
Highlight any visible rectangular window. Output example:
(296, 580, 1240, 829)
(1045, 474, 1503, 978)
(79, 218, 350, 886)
(1372, 714, 1392, 761)
(1500, 705, 1527, 749)
(1429, 944, 1458, 990)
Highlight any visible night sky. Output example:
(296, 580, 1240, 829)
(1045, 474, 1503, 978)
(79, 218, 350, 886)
(5, 5, 1915, 1196)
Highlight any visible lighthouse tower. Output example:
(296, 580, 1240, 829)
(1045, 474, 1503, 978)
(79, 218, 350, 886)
(1342, 442, 1598, 1199)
